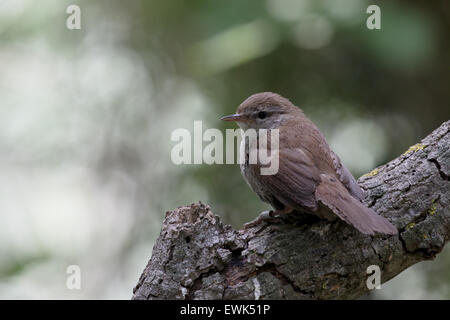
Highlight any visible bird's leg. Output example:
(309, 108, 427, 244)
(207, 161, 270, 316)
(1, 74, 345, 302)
(243, 207, 294, 229)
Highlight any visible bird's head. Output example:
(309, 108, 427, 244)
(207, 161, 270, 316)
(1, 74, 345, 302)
(221, 92, 302, 130)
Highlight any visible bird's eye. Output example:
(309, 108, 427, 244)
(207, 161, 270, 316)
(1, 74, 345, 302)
(257, 111, 267, 119)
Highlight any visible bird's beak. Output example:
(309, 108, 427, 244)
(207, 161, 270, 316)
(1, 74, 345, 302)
(220, 113, 248, 122)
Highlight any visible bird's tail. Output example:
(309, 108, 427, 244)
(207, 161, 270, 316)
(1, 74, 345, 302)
(315, 174, 398, 235)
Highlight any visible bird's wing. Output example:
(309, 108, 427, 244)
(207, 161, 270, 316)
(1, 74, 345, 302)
(330, 150, 364, 201)
(315, 174, 398, 235)
(258, 148, 320, 211)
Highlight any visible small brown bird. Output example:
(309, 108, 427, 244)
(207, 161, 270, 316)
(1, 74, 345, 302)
(221, 92, 397, 235)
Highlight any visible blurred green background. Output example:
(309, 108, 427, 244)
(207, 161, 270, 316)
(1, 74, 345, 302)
(0, 0, 449, 299)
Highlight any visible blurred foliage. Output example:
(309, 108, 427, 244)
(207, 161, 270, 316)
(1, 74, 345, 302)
(0, 0, 449, 299)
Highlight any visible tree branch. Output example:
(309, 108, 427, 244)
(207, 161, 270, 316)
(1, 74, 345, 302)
(132, 120, 450, 300)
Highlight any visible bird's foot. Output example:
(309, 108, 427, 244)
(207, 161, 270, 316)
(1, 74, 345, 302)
(243, 210, 284, 229)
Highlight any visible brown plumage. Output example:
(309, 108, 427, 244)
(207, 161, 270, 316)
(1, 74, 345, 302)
(221, 92, 397, 235)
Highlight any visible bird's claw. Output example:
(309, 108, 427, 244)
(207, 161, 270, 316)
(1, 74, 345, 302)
(243, 210, 284, 229)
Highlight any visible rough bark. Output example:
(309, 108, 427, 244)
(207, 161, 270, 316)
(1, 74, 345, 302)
(132, 120, 450, 300)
